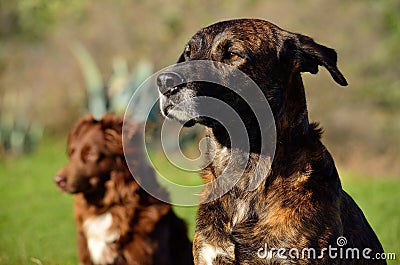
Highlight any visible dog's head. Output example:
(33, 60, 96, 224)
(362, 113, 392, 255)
(54, 114, 126, 194)
(157, 19, 347, 137)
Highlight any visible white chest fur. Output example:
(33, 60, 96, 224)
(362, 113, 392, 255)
(200, 244, 228, 265)
(83, 212, 120, 264)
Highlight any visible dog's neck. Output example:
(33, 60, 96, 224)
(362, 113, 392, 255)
(205, 73, 324, 182)
(83, 186, 108, 208)
(81, 167, 126, 208)
(272, 73, 327, 173)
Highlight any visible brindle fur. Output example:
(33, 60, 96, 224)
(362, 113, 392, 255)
(158, 19, 385, 264)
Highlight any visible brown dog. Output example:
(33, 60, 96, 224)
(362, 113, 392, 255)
(55, 114, 193, 265)
(157, 19, 385, 264)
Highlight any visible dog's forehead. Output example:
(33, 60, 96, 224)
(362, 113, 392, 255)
(191, 19, 283, 50)
(69, 124, 104, 150)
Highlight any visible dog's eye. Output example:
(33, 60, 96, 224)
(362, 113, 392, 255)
(228, 52, 239, 60)
(224, 51, 241, 62)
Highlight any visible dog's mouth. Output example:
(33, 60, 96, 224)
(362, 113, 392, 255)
(158, 85, 199, 127)
(162, 103, 197, 127)
(55, 180, 79, 194)
(157, 68, 243, 129)
(56, 183, 77, 194)
(54, 174, 98, 194)
(159, 82, 242, 129)
(54, 174, 78, 193)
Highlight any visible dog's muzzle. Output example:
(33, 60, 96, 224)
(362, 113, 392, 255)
(156, 72, 185, 95)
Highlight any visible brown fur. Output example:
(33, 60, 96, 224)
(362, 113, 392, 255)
(158, 19, 386, 264)
(55, 114, 193, 265)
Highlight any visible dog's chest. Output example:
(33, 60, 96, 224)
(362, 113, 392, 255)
(230, 199, 249, 227)
(195, 199, 251, 264)
(83, 212, 120, 264)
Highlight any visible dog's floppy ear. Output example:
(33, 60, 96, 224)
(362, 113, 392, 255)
(100, 114, 124, 155)
(285, 34, 348, 86)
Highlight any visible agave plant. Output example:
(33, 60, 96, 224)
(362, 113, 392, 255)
(0, 93, 43, 156)
(72, 43, 155, 121)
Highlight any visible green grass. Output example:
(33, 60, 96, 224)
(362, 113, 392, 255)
(341, 174, 400, 263)
(0, 139, 76, 265)
(0, 139, 399, 264)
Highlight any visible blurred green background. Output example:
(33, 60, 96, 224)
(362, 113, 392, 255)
(0, 0, 399, 264)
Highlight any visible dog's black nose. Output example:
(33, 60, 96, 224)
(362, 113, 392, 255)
(157, 72, 184, 94)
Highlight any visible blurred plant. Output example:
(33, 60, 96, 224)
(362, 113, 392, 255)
(72, 43, 155, 121)
(0, 92, 43, 157)
(0, 0, 84, 41)
(361, 0, 400, 113)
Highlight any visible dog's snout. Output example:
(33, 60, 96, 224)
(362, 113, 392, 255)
(157, 72, 184, 94)
(54, 175, 67, 188)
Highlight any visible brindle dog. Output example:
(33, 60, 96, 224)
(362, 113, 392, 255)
(157, 19, 385, 264)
